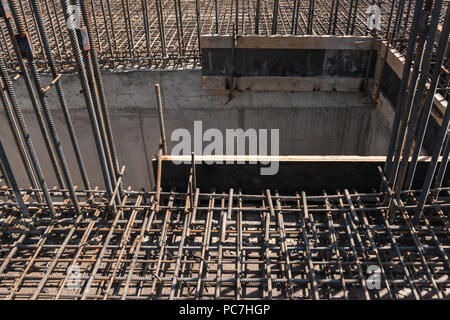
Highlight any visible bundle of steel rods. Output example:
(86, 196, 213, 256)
(384, 0, 450, 221)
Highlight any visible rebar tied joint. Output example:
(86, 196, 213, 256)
(15, 33, 34, 58)
(76, 27, 91, 52)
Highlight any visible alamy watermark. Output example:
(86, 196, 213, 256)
(366, 265, 381, 290)
(66, 5, 81, 30)
(66, 263, 81, 291)
(367, 5, 382, 31)
(170, 121, 280, 175)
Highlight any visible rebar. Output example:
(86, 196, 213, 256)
(0, 186, 448, 299)
(0, 1, 442, 71)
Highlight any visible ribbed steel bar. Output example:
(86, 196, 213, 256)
(31, 0, 91, 191)
(405, 2, 450, 189)
(433, 135, 450, 197)
(0, 72, 39, 192)
(79, 0, 121, 193)
(392, 0, 444, 193)
(58, 0, 113, 196)
(0, 140, 29, 218)
(416, 95, 450, 219)
(8, 0, 81, 214)
(0, 58, 55, 215)
(384, 0, 424, 182)
(3, 1, 65, 190)
(387, 8, 430, 193)
(77, 0, 119, 197)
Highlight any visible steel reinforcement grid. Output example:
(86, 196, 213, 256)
(0, 184, 449, 300)
(0, 0, 447, 71)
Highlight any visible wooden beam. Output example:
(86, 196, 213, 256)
(376, 41, 446, 126)
(202, 75, 366, 92)
(200, 35, 233, 48)
(431, 93, 450, 131)
(435, 24, 450, 57)
(157, 155, 436, 162)
(151, 155, 446, 193)
(378, 41, 405, 79)
(201, 35, 378, 50)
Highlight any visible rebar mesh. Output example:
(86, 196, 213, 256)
(0, 0, 440, 71)
(0, 185, 449, 300)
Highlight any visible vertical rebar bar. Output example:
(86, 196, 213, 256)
(155, 83, 167, 155)
(0, 58, 55, 215)
(31, 0, 91, 191)
(384, 0, 424, 179)
(0, 140, 30, 218)
(405, 3, 450, 189)
(416, 95, 450, 219)
(393, 0, 443, 193)
(0, 76, 39, 193)
(58, 0, 113, 196)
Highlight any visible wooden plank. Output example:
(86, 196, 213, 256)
(236, 35, 376, 50)
(160, 155, 388, 162)
(435, 24, 450, 56)
(379, 41, 405, 79)
(200, 35, 233, 48)
(236, 77, 364, 92)
(372, 41, 388, 99)
(202, 75, 365, 92)
(377, 41, 446, 126)
(201, 35, 378, 50)
(431, 93, 449, 131)
(202, 76, 228, 90)
(376, 90, 395, 127)
(434, 93, 449, 115)
(159, 155, 439, 162)
(152, 156, 446, 194)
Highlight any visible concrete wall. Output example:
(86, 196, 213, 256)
(0, 69, 391, 190)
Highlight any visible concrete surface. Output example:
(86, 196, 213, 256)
(0, 69, 392, 190)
